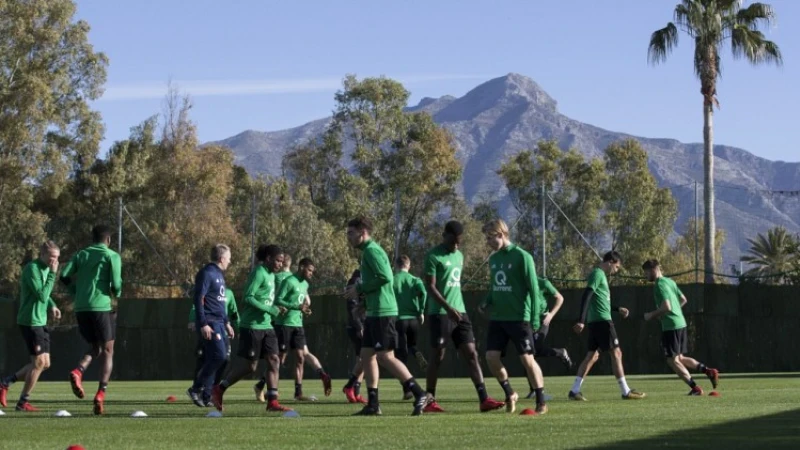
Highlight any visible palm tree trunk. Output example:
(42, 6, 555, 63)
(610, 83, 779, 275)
(703, 100, 716, 283)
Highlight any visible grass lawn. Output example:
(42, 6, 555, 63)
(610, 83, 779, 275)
(0, 374, 798, 449)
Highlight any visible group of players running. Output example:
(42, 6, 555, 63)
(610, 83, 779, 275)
(0, 218, 719, 416)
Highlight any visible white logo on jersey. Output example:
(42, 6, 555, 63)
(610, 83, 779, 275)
(494, 270, 512, 292)
(446, 267, 462, 288)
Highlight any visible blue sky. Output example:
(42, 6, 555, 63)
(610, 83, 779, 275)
(77, 0, 799, 162)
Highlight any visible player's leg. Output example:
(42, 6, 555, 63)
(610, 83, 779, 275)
(292, 346, 306, 400)
(371, 317, 427, 415)
(395, 319, 410, 365)
(425, 315, 447, 404)
(455, 316, 503, 412)
(675, 328, 719, 389)
(214, 341, 231, 386)
(406, 318, 422, 369)
(343, 327, 365, 403)
(606, 322, 644, 399)
(302, 344, 332, 397)
(219, 330, 260, 392)
(511, 323, 546, 412)
(16, 326, 52, 411)
(16, 352, 49, 411)
(353, 347, 382, 415)
(70, 312, 102, 400)
(0, 326, 41, 408)
(91, 312, 116, 415)
(199, 324, 229, 411)
(263, 329, 292, 412)
(485, 322, 518, 413)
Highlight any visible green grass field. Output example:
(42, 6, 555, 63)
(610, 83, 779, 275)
(0, 374, 798, 449)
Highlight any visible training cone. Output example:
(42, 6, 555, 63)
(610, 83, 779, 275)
(0, 410, 5, 416)
(130, 411, 148, 418)
(166, 395, 177, 403)
(282, 410, 300, 418)
(520, 408, 536, 416)
(708, 391, 721, 397)
(206, 411, 222, 418)
(66, 446, 86, 450)
(54, 410, 72, 417)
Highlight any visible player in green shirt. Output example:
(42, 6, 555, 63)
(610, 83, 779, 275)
(213, 244, 295, 413)
(477, 219, 547, 415)
(0, 241, 62, 412)
(274, 258, 333, 401)
(60, 225, 123, 415)
(187, 287, 239, 405)
(393, 254, 427, 400)
(423, 221, 504, 413)
(343, 216, 428, 416)
(525, 277, 572, 399)
(642, 259, 719, 395)
(569, 251, 645, 401)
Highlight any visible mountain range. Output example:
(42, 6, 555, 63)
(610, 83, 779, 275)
(211, 73, 800, 271)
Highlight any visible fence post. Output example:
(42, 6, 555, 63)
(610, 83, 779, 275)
(694, 181, 699, 284)
(118, 197, 123, 254)
(541, 182, 546, 277)
(250, 191, 256, 270)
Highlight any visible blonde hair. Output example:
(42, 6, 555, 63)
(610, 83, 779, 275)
(211, 244, 230, 262)
(40, 240, 59, 255)
(482, 219, 509, 238)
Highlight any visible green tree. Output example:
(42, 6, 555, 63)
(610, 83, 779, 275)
(648, 0, 783, 283)
(740, 226, 798, 284)
(661, 217, 726, 283)
(0, 0, 107, 291)
(603, 139, 677, 278)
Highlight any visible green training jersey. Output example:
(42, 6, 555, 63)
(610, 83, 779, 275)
(531, 277, 559, 330)
(60, 243, 122, 312)
(274, 273, 310, 327)
(189, 288, 239, 330)
(483, 244, 540, 322)
(654, 276, 687, 331)
(585, 267, 611, 323)
(423, 244, 465, 315)
(393, 271, 426, 320)
(238, 265, 281, 330)
(275, 271, 291, 290)
(356, 239, 397, 317)
(17, 260, 58, 327)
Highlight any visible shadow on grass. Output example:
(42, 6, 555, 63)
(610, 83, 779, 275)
(588, 408, 800, 449)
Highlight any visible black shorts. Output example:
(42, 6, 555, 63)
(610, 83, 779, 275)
(661, 328, 689, 358)
(346, 327, 363, 356)
(275, 325, 306, 352)
(396, 318, 420, 350)
(19, 326, 50, 356)
(237, 328, 279, 360)
(587, 321, 620, 352)
(428, 314, 475, 349)
(533, 322, 549, 353)
(486, 321, 534, 356)
(362, 316, 398, 352)
(76, 311, 116, 344)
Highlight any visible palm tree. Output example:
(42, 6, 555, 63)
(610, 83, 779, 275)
(740, 227, 797, 284)
(648, 1, 782, 283)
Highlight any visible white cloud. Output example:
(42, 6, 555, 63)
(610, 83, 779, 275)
(100, 74, 490, 101)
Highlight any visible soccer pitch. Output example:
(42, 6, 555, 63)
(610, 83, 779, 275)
(0, 375, 798, 449)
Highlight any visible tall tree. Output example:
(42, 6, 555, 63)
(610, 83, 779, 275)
(740, 226, 798, 284)
(0, 0, 107, 291)
(648, 0, 782, 283)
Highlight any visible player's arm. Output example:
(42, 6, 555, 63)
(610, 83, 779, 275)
(243, 270, 280, 315)
(356, 248, 391, 294)
(644, 300, 672, 321)
(109, 253, 123, 297)
(193, 269, 211, 330)
(24, 263, 57, 304)
(274, 281, 302, 311)
(523, 252, 541, 319)
(226, 289, 240, 329)
(542, 280, 563, 325)
(678, 289, 687, 307)
(415, 277, 427, 316)
(59, 255, 76, 286)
